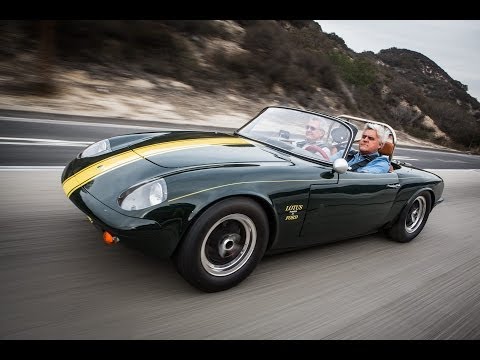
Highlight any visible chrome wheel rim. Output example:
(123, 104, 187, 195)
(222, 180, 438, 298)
(405, 196, 427, 234)
(201, 214, 256, 276)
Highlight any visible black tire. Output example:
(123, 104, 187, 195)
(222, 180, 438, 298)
(173, 197, 269, 292)
(388, 191, 431, 243)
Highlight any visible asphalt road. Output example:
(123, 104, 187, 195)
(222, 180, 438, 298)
(1, 112, 480, 339)
(1, 114, 480, 169)
(1, 169, 479, 339)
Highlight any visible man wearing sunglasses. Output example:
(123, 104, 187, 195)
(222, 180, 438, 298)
(296, 118, 332, 160)
(331, 123, 390, 173)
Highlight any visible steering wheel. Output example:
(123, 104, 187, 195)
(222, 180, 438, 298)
(305, 145, 330, 160)
(266, 138, 294, 151)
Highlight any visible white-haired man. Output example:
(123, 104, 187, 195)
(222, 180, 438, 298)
(331, 123, 390, 173)
(295, 118, 331, 160)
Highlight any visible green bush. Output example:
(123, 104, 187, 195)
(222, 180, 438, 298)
(328, 52, 376, 87)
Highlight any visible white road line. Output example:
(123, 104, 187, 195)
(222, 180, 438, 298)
(435, 159, 468, 163)
(0, 166, 65, 171)
(0, 137, 93, 147)
(399, 147, 471, 157)
(0, 142, 90, 147)
(0, 136, 90, 143)
(0, 116, 179, 131)
(424, 168, 480, 172)
(393, 156, 418, 161)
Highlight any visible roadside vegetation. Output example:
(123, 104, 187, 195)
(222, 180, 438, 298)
(1, 20, 479, 153)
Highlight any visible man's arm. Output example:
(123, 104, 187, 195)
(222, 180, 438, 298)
(329, 149, 345, 162)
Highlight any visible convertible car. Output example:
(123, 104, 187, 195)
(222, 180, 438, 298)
(61, 106, 444, 292)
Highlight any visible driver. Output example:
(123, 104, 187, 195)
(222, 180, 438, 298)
(296, 118, 331, 159)
(330, 122, 390, 173)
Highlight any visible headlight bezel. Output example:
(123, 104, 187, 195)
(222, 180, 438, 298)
(79, 139, 111, 158)
(118, 178, 168, 211)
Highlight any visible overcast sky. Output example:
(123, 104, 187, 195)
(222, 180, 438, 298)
(316, 20, 480, 102)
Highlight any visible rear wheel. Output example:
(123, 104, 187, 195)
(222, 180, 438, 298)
(388, 191, 431, 243)
(173, 197, 269, 292)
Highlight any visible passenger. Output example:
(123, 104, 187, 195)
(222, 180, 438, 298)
(296, 118, 331, 159)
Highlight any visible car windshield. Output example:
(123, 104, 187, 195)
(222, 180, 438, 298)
(237, 107, 354, 163)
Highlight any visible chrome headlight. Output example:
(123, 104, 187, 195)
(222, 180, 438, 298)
(118, 178, 168, 211)
(80, 139, 111, 158)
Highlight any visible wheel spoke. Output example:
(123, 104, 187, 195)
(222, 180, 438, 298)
(405, 196, 427, 234)
(201, 213, 257, 277)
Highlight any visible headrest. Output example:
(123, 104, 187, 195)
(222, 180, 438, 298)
(379, 141, 394, 156)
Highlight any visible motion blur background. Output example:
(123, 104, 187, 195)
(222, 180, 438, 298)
(1, 20, 479, 152)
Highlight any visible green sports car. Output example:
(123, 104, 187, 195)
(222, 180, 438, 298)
(61, 106, 444, 292)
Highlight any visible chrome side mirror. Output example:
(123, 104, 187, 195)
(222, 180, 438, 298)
(333, 158, 348, 174)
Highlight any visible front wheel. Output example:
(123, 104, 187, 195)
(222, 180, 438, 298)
(388, 192, 431, 243)
(173, 197, 269, 292)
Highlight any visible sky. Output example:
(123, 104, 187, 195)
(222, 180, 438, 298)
(316, 20, 480, 101)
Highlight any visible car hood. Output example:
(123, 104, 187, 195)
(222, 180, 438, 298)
(128, 131, 288, 168)
(63, 131, 292, 216)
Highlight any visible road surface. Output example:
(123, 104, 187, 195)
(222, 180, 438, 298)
(0, 112, 479, 339)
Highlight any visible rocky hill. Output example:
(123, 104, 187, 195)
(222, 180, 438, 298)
(1, 20, 479, 152)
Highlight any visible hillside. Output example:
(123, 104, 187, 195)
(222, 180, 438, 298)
(1, 20, 479, 152)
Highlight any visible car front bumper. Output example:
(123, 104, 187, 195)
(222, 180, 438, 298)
(69, 187, 180, 258)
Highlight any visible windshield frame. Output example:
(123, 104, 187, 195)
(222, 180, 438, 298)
(235, 106, 357, 165)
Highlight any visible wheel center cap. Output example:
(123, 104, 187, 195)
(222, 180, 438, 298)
(218, 233, 241, 258)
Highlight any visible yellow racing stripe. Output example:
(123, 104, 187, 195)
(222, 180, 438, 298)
(62, 137, 250, 197)
(134, 137, 249, 157)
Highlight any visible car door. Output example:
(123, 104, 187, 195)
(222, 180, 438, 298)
(300, 171, 400, 245)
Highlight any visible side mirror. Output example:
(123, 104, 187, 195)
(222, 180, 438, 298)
(332, 158, 348, 174)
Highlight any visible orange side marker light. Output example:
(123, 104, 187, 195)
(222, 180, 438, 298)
(103, 231, 119, 245)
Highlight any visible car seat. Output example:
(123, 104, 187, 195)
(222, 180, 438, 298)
(378, 141, 395, 172)
(379, 141, 394, 157)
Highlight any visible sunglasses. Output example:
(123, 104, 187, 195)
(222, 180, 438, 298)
(306, 125, 318, 131)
